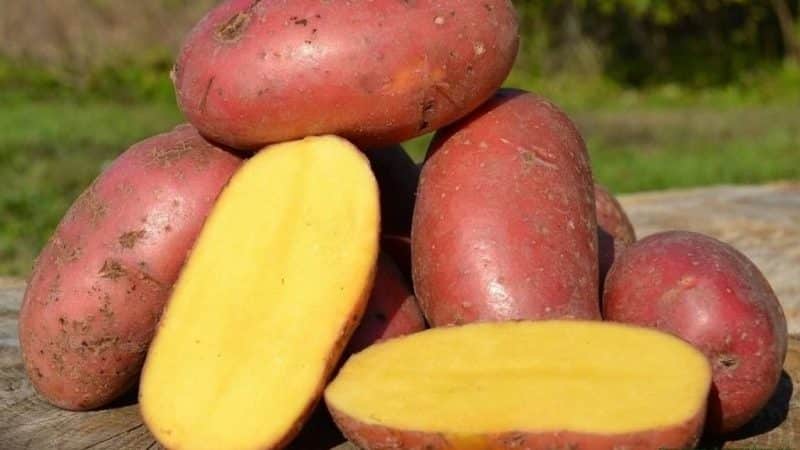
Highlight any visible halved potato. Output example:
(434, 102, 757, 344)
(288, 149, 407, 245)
(326, 321, 711, 450)
(139, 135, 380, 450)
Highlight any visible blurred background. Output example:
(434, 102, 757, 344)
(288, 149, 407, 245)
(1, 0, 799, 277)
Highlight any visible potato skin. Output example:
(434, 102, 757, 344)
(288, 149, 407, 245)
(346, 253, 426, 355)
(18, 125, 241, 411)
(412, 89, 600, 326)
(329, 405, 705, 450)
(603, 231, 788, 434)
(594, 183, 636, 290)
(174, 0, 519, 150)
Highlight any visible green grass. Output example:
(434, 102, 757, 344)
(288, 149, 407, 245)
(2, 78, 799, 277)
(580, 107, 800, 192)
(0, 101, 184, 276)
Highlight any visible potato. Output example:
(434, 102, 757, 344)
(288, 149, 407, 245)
(603, 231, 788, 434)
(346, 253, 426, 355)
(173, 0, 519, 150)
(366, 144, 420, 237)
(139, 136, 380, 450)
(594, 183, 636, 291)
(326, 321, 711, 450)
(412, 89, 600, 326)
(18, 124, 241, 411)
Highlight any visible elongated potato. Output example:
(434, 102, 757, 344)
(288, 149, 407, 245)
(595, 183, 636, 291)
(18, 125, 241, 411)
(174, 0, 519, 149)
(412, 89, 600, 326)
(603, 231, 788, 434)
(140, 136, 379, 450)
(326, 321, 711, 450)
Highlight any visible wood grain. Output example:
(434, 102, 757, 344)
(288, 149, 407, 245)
(1, 183, 799, 449)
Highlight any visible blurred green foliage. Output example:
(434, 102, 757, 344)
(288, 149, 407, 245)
(1, 0, 798, 99)
(514, 0, 798, 85)
(1, 0, 799, 276)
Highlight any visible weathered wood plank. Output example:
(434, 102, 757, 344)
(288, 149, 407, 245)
(0, 281, 160, 450)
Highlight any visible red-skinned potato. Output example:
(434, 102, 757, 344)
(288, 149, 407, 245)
(603, 231, 788, 435)
(18, 125, 242, 410)
(173, 0, 519, 150)
(365, 145, 420, 237)
(594, 183, 636, 290)
(412, 89, 600, 326)
(346, 253, 426, 355)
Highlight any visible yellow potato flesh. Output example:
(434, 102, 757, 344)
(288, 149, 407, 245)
(326, 320, 711, 435)
(140, 136, 380, 450)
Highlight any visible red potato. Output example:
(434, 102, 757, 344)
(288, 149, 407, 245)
(346, 253, 426, 355)
(603, 231, 788, 434)
(365, 145, 420, 237)
(173, 0, 519, 150)
(18, 125, 242, 410)
(594, 183, 636, 290)
(412, 89, 600, 327)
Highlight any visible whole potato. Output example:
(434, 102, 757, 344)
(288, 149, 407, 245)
(603, 231, 788, 434)
(594, 183, 635, 291)
(18, 125, 242, 410)
(412, 89, 600, 326)
(173, 0, 519, 149)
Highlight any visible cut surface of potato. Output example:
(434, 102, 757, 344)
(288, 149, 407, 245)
(140, 135, 380, 450)
(326, 321, 711, 450)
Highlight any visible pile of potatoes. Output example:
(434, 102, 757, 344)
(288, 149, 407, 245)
(18, 1, 787, 449)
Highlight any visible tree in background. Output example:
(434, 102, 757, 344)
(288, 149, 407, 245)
(770, 0, 800, 63)
(515, 0, 799, 85)
(1, 0, 798, 97)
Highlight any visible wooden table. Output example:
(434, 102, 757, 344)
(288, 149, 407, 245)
(2, 182, 799, 449)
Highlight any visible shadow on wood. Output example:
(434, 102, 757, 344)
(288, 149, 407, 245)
(726, 370, 793, 440)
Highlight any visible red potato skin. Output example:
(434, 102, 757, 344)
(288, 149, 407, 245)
(18, 125, 242, 411)
(366, 145, 420, 237)
(328, 404, 705, 450)
(603, 231, 788, 435)
(174, 0, 519, 150)
(411, 89, 600, 326)
(346, 253, 427, 355)
(594, 183, 636, 291)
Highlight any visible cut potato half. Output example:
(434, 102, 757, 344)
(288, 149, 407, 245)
(326, 320, 711, 450)
(140, 135, 380, 450)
